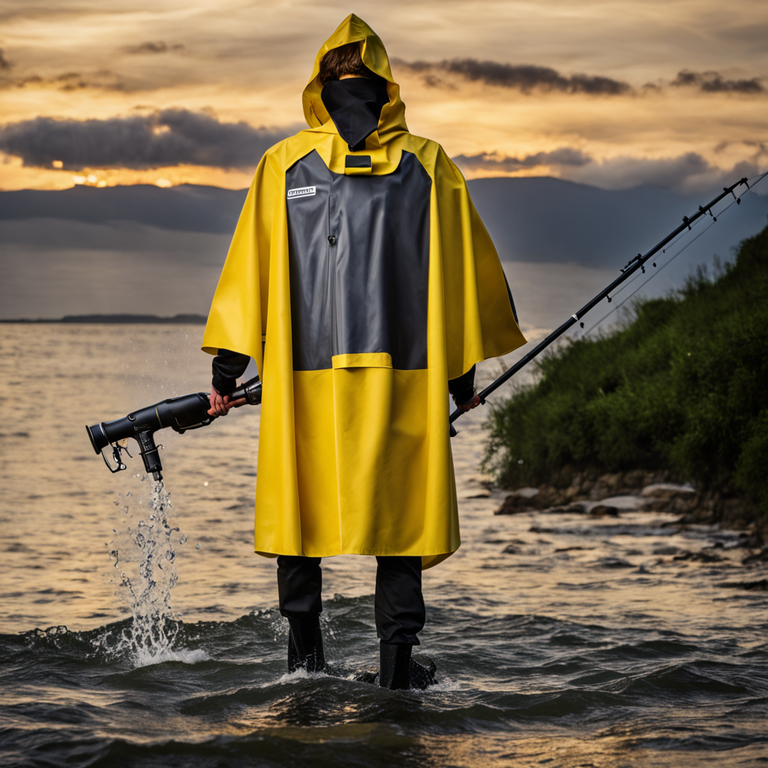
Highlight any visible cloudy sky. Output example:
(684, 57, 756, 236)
(1, 0, 766, 194)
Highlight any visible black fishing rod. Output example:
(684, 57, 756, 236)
(449, 175, 756, 433)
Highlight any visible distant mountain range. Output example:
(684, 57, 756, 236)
(3, 177, 766, 269)
(0, 184, 246, 235)
(470, 176, 767, 269)
(1, 177, 766, 326)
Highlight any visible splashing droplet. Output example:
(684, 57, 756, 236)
(105, 479, 185, 666)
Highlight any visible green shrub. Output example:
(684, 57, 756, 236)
(484, 221, 768, 516)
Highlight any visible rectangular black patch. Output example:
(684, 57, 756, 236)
(345, 155, 372, 169)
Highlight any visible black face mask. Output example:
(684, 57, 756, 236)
(321, 77, 390, 152)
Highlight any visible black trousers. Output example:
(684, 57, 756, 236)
(276, 555, 425, 645)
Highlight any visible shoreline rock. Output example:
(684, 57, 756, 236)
(494, 468, 765, 544)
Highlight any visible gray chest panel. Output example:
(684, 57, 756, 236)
(285, 150, 431, 371)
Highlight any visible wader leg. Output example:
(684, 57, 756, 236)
(277, 555, 325, 673)
(374, 556, 425, 645)
(375, 556, 435, 689)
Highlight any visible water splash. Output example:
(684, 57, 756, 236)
(105, 478, 206, 667)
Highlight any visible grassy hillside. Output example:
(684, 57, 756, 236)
(485, 222, 768, 516)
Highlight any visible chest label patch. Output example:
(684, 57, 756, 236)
(287, 185, 316, 200)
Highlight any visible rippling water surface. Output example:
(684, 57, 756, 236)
(1, 324, 767, 767)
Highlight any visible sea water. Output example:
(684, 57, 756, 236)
(0, 323, 766, 767)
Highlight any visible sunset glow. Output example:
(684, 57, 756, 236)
(0, 0, 766, 192)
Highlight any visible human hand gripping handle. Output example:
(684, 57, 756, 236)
(208, 386, 248, 417)
(452, 388, 481, 412)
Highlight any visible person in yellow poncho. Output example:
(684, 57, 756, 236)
(203, 14, 527, 688)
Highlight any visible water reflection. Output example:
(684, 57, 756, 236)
(0, 324, 766, 767)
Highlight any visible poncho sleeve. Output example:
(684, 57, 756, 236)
(434, 148, 527, 380)
(202, 151, 282, 378)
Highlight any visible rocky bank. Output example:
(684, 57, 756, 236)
(494, 468, 768, 558)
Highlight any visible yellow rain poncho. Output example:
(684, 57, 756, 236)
(203, 14, 527, 568)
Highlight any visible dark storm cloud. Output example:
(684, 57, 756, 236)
(565, 151, 765, 194)
(0, 49, 11, 70)
(454, 146, 766, 195)
(394, 58, 632, 95)
(671, 70, 764, 94)
(1, 70, 126, 91)
(454, 148, 592, 172)
(124, 41, 185, 55)
(715, 140, 768, 158)
(743, 140, 768, 157)
(0, 110, 298, 170)
(395, 58, 767, 98)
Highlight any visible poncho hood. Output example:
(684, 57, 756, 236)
(302, 14, 408, 138)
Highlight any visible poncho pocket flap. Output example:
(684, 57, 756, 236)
(332, 352, 392, 369)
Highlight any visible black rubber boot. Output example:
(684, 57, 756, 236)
(408, 656, 438, 690)
(379, 642, 412, 690)
(357, 645, 438, 688)
(287, 613, 325, 673)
